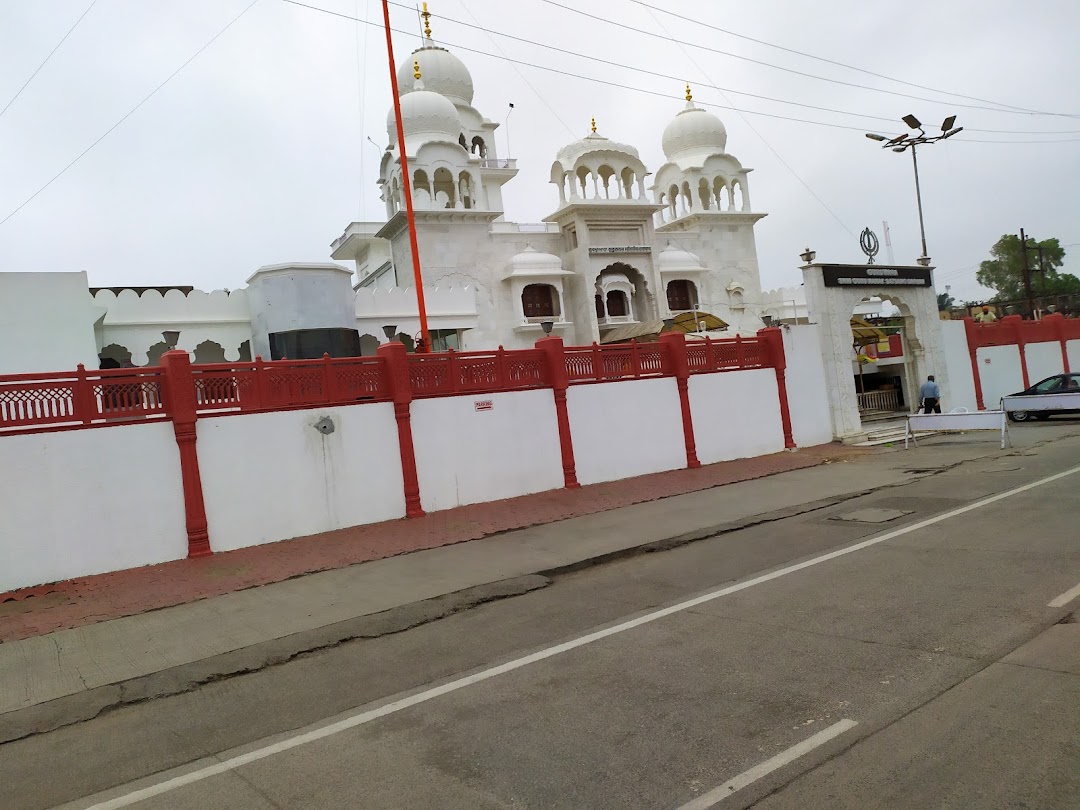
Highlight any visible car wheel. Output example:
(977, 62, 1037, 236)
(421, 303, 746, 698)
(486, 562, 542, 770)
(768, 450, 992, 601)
(1009, 411, 1030, 422)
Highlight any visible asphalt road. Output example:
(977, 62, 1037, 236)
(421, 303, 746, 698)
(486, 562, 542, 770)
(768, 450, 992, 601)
(7, 434, 1080, 810)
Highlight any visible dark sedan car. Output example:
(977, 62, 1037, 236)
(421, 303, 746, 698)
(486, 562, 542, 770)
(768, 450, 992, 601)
(1007, 373, 1080, 421)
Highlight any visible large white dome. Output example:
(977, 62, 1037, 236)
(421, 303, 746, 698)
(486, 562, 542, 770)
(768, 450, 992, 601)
(662, 101, 728, 161)
(397, 44, 474, 107)
(390, 85, 461, 151)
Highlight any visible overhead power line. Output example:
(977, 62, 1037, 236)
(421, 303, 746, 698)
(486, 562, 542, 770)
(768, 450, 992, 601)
(0, 0, 262, 229)
(382, 0, 1080, 136)
(536, 0, 1080, 120)
(627, 0, 1059, 117)
(0, 0, 99, 121)
(280, 1, 1080, 143)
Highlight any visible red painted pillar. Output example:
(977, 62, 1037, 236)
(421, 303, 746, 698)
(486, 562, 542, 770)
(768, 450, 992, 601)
(378, 341, 424, 517)
(963, 318, 986, 411)
(536, 336, 579, 488)
(161, 350, 211, 558)
(1002, 315, 1030, 389)
(758, 327, 797, 449)
(659, 332, 701, 468)
(1045, 313, 1071, 373)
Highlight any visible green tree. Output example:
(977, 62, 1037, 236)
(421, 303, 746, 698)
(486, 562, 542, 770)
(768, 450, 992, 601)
(937, 291, 955, 311)
(976, 234, 1073, 300)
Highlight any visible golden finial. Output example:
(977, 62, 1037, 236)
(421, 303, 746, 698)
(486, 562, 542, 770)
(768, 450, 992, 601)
(685, 83, 693, 102)
(421, 2, 432, 39)
(590, 117, 597, 134)
(413, 60, 422, 80)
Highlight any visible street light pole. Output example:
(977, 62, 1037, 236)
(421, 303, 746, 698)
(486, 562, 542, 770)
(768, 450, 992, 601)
(866, 114, 962, 266)
(909, 143, 928, 262)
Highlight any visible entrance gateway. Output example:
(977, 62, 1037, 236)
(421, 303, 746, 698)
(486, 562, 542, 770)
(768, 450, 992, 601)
(801, 259, 947, 440)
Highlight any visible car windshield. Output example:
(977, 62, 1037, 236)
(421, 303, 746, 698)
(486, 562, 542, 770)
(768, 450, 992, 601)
(1033, 377, 1064, 393)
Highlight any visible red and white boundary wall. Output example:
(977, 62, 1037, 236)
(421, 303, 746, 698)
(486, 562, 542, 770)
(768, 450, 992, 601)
(941, 313, 1080, 412)
(0, 329, 830, 593)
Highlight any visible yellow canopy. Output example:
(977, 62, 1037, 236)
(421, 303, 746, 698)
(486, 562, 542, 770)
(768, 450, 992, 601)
(850, 317, 887, 346)
(672, 311, 728, 333)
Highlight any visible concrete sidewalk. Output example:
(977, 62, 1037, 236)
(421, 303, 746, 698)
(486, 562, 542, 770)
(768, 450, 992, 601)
(2, 423, 1075, 745)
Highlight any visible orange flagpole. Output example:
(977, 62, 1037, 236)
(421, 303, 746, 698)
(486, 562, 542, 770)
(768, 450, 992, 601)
(381, 0, 431, 352)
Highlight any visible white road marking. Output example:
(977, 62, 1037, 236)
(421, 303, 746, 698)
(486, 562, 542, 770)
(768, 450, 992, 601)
(673, 719, 859, 810)
(80, 463, 1080, 809)
(1048, 580, 1080, 608)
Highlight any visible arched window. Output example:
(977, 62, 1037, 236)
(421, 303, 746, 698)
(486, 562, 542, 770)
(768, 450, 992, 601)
(193, 340, 226, 364)
(413, 169, 431, 194)
(458, 172, 474, 209)
(433, 167, 456, 208)
(471, 135, 486, 157)
(666, 279, 698, 312)
(681, 182, 693, 213)
(606, 290, 628, 317)
(522, 284, 558, 319)
(713, 177, 727, 211)
(733, 179, 745, 211)
(577, 166, 592, 199)
(597, 165, 616, 199)
(458, 133, 468, 149)
(621, 167, 635, 199)
(595, 293, 605, 320)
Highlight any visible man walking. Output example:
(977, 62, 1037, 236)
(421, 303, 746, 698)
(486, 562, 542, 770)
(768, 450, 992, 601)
(919, 375, 942, 414)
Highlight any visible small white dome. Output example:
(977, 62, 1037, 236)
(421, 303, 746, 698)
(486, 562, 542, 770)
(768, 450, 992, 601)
(391, 85, 462, 151)
(506, 245, 569, 278)
(662, 101, 727, 161)
(657, 242, 704, 273)
(556, 129, 642, 169)
(398, 44, 474, 106)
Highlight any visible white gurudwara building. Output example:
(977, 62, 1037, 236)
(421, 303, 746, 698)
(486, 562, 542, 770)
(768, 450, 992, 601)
(0, 19, 770, 374)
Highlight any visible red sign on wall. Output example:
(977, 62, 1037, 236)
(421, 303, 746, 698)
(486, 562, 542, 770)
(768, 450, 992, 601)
(474, 400, 493, 411)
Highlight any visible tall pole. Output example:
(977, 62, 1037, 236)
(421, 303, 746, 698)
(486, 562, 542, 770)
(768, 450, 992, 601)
(910, 143, 928, 261)
(381, 0, 431, 352)
(1020, 227, 1033, 317)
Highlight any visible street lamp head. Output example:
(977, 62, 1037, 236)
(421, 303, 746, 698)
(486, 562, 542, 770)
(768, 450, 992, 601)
(865, 133, 888, 142)
(540, 320, 554, 335)
(942, 126, 964, 139)
(799, 247, 816, 264)
(382, 324, 398, 341)
(891, 146, 906, 153)
(885, 133, 908, 146)
(902, 114, 922, 129)
(941, 115, 957, 132)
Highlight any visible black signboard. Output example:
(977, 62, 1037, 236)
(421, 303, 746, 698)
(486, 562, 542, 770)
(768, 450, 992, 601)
(821, 265, 932, 288)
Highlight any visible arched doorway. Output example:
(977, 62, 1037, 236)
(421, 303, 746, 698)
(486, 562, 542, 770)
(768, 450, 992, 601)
(801, 261, 945, 439)
(594, 262, 654, 330)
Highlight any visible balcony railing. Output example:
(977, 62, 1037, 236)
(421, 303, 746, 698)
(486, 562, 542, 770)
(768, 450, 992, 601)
(857, 389, 900, 412)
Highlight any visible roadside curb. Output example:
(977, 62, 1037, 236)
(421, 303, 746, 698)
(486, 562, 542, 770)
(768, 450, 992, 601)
(0, 487, 879, 746)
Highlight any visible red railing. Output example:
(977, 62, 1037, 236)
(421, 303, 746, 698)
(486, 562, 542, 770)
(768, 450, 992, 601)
(407, 348, 548, 397)
(564, 342, 671, 383)
(0, 366, 169, 433)
(686, 335, 769, 374)
(191, 355, 391, 414)
(1, 333, 778, 433)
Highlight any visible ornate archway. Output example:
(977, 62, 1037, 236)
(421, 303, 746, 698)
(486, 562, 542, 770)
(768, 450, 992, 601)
(802, 262, 946, 439)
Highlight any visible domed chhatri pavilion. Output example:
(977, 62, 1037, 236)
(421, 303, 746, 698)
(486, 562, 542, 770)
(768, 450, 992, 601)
(333, 16, 768, 351)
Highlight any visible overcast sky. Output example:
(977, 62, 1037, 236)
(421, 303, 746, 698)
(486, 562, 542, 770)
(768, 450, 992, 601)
(1, 0, 1078, 303)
